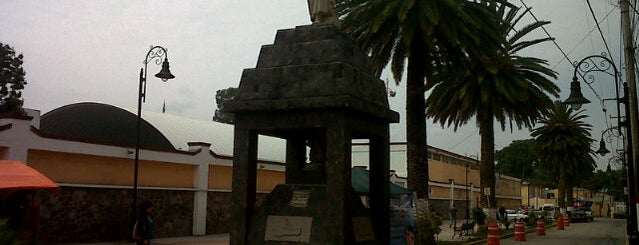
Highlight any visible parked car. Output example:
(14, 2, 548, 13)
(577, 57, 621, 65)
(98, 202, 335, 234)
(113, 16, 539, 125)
(505, 209, 518, 221)
(515, 210, 529, 222)
(540, 204, 557, 222)
(571, 200, 594, 222)
(613, 202, 627, 218)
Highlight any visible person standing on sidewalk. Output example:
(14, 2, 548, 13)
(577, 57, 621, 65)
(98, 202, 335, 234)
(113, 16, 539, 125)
(449, 204, 457, 228)
(133, 201, 154, 245)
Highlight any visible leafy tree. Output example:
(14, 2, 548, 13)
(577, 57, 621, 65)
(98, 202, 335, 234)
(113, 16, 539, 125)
(495, 139, 537, 180)
(0, 43, 27, 115)
(212, 87, 237, 124)
(531, 101, 594, 208)
(335, 0, 502, 203)
(425, 4, 559, 208)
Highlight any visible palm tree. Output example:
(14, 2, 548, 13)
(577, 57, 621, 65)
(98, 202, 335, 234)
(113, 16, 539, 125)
(335, 0, 502, 201)
(425, 5, 559, 209)
(531, 101, 594, 208)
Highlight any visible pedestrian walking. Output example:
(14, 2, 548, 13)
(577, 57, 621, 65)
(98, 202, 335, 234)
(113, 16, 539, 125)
(133, 201, 154, 245)
(499, 205, 506, 222)
(449, 204, 457, 228)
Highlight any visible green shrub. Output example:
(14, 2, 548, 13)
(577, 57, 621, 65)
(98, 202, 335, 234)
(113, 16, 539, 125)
(526, 213, 538, 226)
(0, 218, 19, 245)
(472, 208, 486, 225)
(415, 210, 442, 245)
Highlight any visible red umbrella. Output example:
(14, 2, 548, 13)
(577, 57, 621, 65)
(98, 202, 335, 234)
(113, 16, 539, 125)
(0, 160, 58, 192)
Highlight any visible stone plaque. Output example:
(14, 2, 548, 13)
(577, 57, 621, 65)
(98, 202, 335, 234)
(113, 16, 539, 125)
(264, 215, 313, 243)
(352, 216, 375, 242)
(289, 190, 310, 207)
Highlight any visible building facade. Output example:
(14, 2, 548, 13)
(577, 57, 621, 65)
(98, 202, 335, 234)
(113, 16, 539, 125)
(353, 142, 522, 218)
(1, 103, 522, 242)
(0, 104, 286, 243)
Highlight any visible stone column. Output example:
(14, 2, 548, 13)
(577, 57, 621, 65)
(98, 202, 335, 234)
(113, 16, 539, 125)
(230, 125, 258, 245)
(285, 136, 306, 184)
(325, 125, 350, 244)
(369, 135, 390, 242)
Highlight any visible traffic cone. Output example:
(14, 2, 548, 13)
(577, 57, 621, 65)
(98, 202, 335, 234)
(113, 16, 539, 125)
(514, 221, 526, 241)
(487, 222, 500, 245)
(535, 218, 545, 236)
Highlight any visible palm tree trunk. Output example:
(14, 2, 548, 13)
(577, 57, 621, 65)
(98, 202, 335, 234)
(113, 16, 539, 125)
(406, 33, 429, 199)
(479, 111, 497, 209)
(567, 179, 574, 204)
(558, 161, 566, 208)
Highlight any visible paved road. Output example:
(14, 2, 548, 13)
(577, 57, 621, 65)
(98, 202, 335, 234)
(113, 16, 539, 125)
(500, 218, 627, 245)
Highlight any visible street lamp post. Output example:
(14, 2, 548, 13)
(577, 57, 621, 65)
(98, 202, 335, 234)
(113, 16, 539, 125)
(564, 53, 637, 242)
(132, 46, 175, 223)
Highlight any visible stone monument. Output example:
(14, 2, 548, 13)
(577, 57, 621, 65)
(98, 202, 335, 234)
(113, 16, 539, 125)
(307, 0, 339, 25)
(227, 2, 398, 244)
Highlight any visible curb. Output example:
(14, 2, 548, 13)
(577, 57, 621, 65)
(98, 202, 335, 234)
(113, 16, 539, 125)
(461, 223, 558, 245)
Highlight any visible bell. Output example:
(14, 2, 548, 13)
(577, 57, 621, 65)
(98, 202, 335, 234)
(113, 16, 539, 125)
(563, 76, 591, 110)
(595, 138, 610, 156)
(155, 58, 175, 82)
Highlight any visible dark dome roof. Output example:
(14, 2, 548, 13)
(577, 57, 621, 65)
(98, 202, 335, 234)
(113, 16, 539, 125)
(40, 102, 174, 151)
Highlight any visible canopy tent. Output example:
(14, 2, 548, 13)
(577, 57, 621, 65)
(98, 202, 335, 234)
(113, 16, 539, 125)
(0, 160, 58, 191)
(351, 167, 412, 196)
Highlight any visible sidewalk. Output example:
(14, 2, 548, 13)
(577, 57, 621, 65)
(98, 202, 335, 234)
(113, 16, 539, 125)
(76, 221, 473, 245)
(70, 234, 230, 245)
(439, 219, 477, 242)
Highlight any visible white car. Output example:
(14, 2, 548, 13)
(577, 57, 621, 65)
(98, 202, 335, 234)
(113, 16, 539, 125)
(505, 209, 518, 221)
(515, 211, 529, 222)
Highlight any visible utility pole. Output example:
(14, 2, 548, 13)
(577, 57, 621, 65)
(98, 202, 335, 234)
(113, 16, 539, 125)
(621, 0, 638, 242)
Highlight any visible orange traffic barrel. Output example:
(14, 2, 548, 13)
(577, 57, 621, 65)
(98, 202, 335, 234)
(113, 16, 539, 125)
(563, 216, 570, 227)
(514, 221, 526, 241)
(535, 218, 545, 236)
(487, 222, 500, 245)
(557, 216, 564, 230)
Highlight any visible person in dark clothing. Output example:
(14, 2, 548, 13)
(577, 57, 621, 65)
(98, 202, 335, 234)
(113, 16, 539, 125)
(449, 204, 457, 228)
(133, 201, 154, 245)
(498, 206, 506, 222)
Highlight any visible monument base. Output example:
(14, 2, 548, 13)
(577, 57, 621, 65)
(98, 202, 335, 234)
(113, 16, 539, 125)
(247, 184, 380, 244)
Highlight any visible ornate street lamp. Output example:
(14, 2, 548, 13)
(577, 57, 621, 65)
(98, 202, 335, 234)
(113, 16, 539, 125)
(596, 127, 622, 156)
(563, 53, 637, 242)
(132, 46, 175, 223)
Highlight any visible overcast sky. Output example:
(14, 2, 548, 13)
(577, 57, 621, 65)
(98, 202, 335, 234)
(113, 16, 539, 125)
(0, 0, 628, 171)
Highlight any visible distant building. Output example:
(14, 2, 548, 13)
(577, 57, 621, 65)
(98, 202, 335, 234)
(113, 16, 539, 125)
(352, 142, 522, 217)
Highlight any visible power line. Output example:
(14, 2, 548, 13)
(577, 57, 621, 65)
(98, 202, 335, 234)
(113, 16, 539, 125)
(518, 0, 574, 66)
(551, 8, 615, 70)
(626, 0, 639, 17)
(587, 0, 615, 60)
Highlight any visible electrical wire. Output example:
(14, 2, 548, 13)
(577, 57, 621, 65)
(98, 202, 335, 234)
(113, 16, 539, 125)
(587, 0, 615, 61)
(518, 0, 574, 66)
(626, 0, 639, 16)
(551, 8, 616, 70)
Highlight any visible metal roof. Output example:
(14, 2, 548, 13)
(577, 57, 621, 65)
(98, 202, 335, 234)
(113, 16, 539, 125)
(121, 107, 286, 162)
(41, 102, 285, 162)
